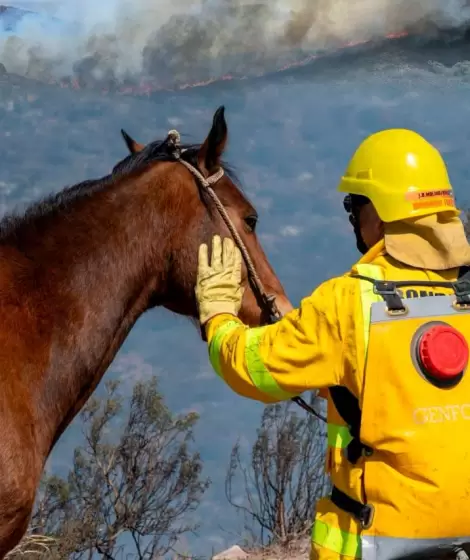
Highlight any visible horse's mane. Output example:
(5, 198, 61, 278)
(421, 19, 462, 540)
(0, 136, 239, 242)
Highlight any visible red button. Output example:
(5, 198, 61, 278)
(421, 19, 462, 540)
(418, 325, 469, 380)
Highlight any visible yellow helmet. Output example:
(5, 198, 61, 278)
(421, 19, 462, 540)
(337, 128, 460, 223)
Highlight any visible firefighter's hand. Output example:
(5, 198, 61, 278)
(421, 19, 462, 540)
(195, 235, 244, 325)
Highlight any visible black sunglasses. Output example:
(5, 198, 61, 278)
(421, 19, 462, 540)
(343, 194, 370, 214)
(343, 194, 370, 226)
(343, 195, 353, 214)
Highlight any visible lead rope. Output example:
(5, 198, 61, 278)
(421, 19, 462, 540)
(167, 130, 326, 424)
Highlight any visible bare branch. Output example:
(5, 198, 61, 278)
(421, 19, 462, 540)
(23, 376, 210, 559)
(225, 394, 329, 548)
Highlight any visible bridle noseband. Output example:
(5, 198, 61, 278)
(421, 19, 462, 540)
(166, 129, 326, 422)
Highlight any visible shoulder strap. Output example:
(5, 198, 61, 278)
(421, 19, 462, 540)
(329, 386, 361, 436)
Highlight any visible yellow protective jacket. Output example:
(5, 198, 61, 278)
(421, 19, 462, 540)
(205, 239, 470, 560)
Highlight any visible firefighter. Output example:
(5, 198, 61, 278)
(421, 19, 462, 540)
(195, 128, 470, 559)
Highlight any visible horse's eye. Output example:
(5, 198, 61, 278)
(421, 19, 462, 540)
(244, 215, 258, 232)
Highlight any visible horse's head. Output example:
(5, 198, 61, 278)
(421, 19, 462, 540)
(120, 106, 293, 327)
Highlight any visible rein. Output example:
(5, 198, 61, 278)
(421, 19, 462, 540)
(166, 129, 326, 423)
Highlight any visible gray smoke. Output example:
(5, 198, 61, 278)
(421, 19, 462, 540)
(1, 0, 470, 88)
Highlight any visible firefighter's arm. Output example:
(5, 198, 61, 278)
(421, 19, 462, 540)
(196, 235, 346, 403)
(204, 278, 345, 403)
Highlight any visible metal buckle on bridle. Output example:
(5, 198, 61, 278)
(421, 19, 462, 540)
(166, 129, 184, 158)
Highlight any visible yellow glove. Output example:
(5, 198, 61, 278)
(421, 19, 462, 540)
(196, 235, 245, 325)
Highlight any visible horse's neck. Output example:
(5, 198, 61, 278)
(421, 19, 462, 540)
(8, 177, 166, 454)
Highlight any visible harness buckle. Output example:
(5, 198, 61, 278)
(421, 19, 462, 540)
(330, 486, 375, 530)
(373, 281, 397, 296)
(453, 279, 470, 307)
(452, 300, 470, 311)
(385, 305, 409, 317)
(359, 504, 375, 530)
(374, 281, 407, 314)
(344, 438, 373, 464)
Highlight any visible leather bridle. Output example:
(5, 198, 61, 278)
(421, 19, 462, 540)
(167, 129, 326, 422)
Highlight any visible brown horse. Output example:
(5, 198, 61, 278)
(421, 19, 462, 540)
(0, 106, 291, 558)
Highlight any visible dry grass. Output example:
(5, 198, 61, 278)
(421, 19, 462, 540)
(4, 535, 57, 559)
(244, 537, 310, 560)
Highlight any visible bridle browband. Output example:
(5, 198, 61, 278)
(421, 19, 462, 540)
(166, 129, 326, 422)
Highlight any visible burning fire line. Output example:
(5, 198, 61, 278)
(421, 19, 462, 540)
(43, 31, 409, 97)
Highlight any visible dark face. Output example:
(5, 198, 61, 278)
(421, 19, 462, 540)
(344, 194, 384, 254)
(357, 202, 384, 250)
(121, 106, 293, 328)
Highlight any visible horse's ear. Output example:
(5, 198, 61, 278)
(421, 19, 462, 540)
(121, 129, 145, 154)
(197, 106, 227, 175)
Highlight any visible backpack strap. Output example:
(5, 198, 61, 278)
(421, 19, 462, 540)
(329, 386, 372, 464)
(330, 485, 374, 529)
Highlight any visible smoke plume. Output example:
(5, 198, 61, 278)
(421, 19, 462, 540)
(1, 0, 470, 89)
